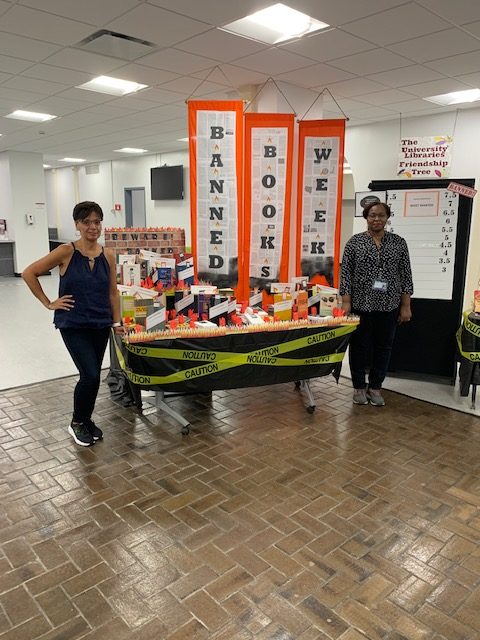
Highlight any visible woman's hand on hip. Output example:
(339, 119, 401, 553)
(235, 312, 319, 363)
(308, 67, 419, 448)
(47, 295, 74, 311)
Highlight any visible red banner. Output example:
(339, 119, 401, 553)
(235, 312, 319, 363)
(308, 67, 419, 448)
(295, 119, 345, 287)
(188, 100, 244, 289)
(243, 113, 294, 296)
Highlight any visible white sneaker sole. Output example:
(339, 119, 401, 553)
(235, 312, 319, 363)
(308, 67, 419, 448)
(68, 425, 94, 446)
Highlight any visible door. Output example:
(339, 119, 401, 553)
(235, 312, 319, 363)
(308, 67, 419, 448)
(124, 187, 146, 228)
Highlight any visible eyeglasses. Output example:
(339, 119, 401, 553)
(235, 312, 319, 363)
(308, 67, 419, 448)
(367, 213, 388, 219)
(79, 219, 102, 227)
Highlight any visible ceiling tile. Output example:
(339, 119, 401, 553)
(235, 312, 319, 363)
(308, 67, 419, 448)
(277, 62, 355, 88)
(41, 48, 123, 74)
(235, 49, 320, 75)
(281, 28, 375, 62)
(401, 78, 472, 97)
(366, 65, 444, 88)
(286, 0, 408, 27)
(195, 64, 269, 88)
(136, 87, 186, 104)
(389, 28, 480, 63)
(416, 0, 480, 24)
(140, 48, 218, 75)
(108, 63, 179, 86)
(324, 77, 388, 97)
(18, 0, 141, 26)
(0, 5, 94, 45)
(158, 76, 227, 96)
(342, 3, 450, 46)
(456, 72, 480, 87)
(146, 0, 261, 26)
(0, 31, 61, 61)
(329, 48, 412, 74)
(26, 96, 92, 115)
(106, 4, 210, 48)
(353, 88, 418, 105)
(344, 105, 397, 119)
(176, 28, 268, 63)
(1, 75, 67, 95)
(462, 20, 480, 38)
(425, 50, 480, 76)
(0, 86, 49, 106)
(386, 98, 445, 113)
(0, 70, 11, 83)
(0, 54, 33, 74)
(20, 63, 92, 85)
(55, 87, 116, 104)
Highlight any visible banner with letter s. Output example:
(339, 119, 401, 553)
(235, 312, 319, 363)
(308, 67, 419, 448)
(188, 100, 244, 289)
(296, 119, 345, 287)
(243, 113, 294, 294)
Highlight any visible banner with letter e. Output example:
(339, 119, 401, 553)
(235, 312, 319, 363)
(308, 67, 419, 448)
(295, 119, 345, 287)
(188, 100, 244, 289)
(243, 113, 294, 294)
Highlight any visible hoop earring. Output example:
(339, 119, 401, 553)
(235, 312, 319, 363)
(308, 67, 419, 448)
(75, 229, 80, 237)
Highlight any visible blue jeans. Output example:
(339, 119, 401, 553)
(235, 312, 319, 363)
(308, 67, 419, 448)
(349, 309, 398, 390)
(60, 328, 110, 422)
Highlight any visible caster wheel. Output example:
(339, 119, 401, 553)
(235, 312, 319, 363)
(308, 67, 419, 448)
(306, 406, 315, 414)
(181, 424, 190, 435)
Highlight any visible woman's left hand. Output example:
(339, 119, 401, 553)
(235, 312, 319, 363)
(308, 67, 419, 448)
(398, 306, 412, 323)
(113, 325, 126, 335)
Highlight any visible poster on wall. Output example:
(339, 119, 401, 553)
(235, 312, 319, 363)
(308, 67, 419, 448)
(355, 191, 386, 217)
(296, 119, 345, 287)
(397, 136, 453, 179)
(188, 100, 244, 289)
(386, 188, 459, 299)
(243, 113, 294, 293)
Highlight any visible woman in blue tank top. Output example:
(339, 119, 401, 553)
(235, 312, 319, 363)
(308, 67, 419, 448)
(22, 202, 123, 447)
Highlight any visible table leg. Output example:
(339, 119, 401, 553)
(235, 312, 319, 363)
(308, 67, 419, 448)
(155, 391, 191, 435)
(295, 380, 316, 414)
(472, 384, 477, 411)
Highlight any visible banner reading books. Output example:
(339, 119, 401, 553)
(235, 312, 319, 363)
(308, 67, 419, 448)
(243, 113, 294, 293)
(188, 100, 244, 289)
(296, 119, 345, 287)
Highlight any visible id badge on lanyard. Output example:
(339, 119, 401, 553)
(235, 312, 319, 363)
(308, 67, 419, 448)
(373, 245, 388, 292)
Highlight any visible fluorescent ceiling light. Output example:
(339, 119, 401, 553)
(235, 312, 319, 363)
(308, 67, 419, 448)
(59, 157, 85, 163)
(220, 3, 329, 45)
(77, 75, 148, 96)
(43, 164, 51, 169)
(177, 137, 189, 142)
(114, 147, 149, 153)
(5, 110, 57, 122)
(424, 88, 480, 106)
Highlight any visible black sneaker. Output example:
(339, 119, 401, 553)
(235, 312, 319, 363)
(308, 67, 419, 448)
(85, 418, 103, 441)
(68, 421, 94, 447)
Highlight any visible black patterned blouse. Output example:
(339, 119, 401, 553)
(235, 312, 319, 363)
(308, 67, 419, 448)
(340, 231, 413, 312)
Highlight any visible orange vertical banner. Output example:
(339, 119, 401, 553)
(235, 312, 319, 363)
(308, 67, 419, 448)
(243, 113, 294, 296)
(295, 119, 345, 287)
(188, 100, 244, 289)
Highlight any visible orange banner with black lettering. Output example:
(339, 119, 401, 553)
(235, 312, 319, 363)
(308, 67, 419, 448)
(188, 100, 244, 289)
(243, 113, 294, 297)
(295, 119, 345, 288)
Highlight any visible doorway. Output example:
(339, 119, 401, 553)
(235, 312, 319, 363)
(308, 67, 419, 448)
(124, 187, 146, 228)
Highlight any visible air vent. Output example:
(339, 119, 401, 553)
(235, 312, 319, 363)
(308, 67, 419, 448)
(85, 164, 100, 175)
(76, 30, 157, 61)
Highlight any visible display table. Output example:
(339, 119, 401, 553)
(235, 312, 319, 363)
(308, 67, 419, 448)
(457, 311, 480, 409)
(109, 323, 356, 433)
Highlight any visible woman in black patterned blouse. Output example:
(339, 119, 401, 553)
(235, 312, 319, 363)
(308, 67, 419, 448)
(340, 202, 413, 406)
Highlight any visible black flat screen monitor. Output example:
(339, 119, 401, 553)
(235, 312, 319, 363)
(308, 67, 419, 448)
(150, 165, 184, 200)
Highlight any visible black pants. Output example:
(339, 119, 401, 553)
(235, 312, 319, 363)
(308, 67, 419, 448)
(349, 309, 398, 390)
(60, 328, 110, 422)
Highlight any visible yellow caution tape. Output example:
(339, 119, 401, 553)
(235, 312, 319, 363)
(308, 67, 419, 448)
(456, 327, 480, 362)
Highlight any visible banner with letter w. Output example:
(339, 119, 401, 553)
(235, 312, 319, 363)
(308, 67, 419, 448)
(295, 119, 345, 288)
(188, 100, 244, 289)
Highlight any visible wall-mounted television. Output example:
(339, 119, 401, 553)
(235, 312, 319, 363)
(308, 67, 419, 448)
(150, 165, 184, 200)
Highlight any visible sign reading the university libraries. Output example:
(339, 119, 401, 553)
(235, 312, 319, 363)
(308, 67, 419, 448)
(397, 136, 452, 179)
(188, 100, 243, 289)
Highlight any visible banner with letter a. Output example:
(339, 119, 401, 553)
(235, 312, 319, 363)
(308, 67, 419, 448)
(296, 119, 345, 287)
(188, 100, 244, 289)
(243, 113, 294, 294)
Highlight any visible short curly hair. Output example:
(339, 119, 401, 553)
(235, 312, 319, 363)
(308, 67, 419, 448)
(72, 201, 103, 222)
(362, 201, 391, 219)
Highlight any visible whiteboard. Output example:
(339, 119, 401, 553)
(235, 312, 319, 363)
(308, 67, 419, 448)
(385, 188, 459, 300)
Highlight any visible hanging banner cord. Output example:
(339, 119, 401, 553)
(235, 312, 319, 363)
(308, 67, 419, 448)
(298, 88, 349, 123)
(184, 65, 244, 103)
(243, 77, 297, 115)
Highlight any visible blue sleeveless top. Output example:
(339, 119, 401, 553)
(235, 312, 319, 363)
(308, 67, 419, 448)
(54, 244, 113, 329)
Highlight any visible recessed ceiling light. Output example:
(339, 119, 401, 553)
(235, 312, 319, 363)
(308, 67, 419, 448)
(77, 75, 148, 96)
(5, 110, 57, 122)
(424, 88, 480, 106)
(220, 3, 329, 45)
(43, 164, 51, 169)
(59, 157, 86, 163)
(177, 137, 189, 142)
(114, 147, 149, 153)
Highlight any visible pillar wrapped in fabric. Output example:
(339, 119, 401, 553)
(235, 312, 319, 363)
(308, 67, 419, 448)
(295, 119, 345, 287)
(188, 100, 244, 290)
(243, 113, 294, 295)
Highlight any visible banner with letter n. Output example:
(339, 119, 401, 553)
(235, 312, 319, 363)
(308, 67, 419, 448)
(188, 100, 244, 289)
(296, 119, 345, 287)
(243, 113, 294, 295)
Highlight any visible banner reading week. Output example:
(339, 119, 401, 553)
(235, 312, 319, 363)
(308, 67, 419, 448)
(188, 100, 244, 289)
(296, 119, 345, 288)
(243, 113, 294, 295)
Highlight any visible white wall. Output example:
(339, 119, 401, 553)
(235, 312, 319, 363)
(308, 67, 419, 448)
(345, 107, 480, 306)
(0, 153, 13, 238)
